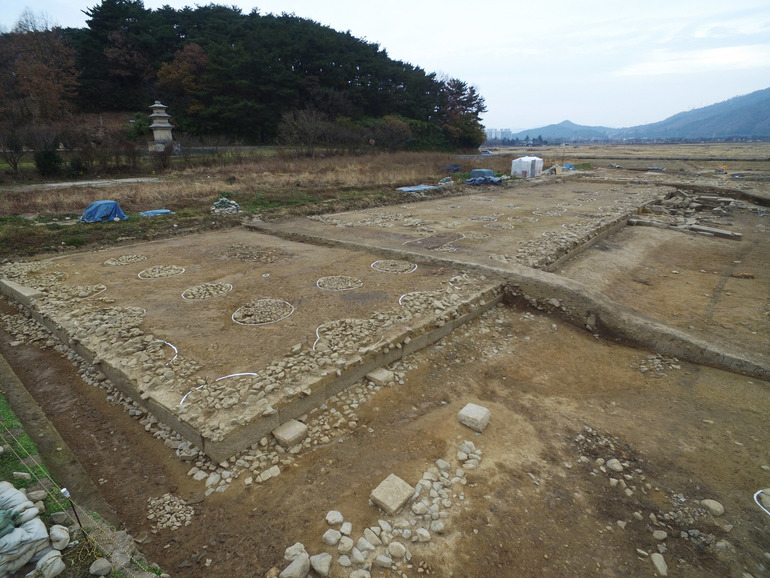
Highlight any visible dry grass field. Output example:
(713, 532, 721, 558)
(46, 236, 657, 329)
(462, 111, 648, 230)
(2, 143, 768, 220)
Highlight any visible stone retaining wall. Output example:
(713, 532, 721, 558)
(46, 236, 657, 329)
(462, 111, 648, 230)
(1, 277, 502, 462)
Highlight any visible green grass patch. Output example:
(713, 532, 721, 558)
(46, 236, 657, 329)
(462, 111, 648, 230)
(0, 395, 53, 491)
(64, 236, 87, 247)
(240, 190, 321, 212)
(0, 216, 29, 225)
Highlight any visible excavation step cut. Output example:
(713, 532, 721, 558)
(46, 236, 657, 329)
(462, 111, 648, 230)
(272, 419, 309, 448)
(370, 474, 414, 515)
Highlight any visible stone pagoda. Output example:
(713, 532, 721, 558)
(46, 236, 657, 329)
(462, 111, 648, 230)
(148, 100, 174, 152)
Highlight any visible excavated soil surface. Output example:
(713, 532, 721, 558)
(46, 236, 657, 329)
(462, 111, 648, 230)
(558, 212, 770, 366)
(249, 178, 664, 270)
(1, 170, 769, 578)
(18, 229, 456, 381)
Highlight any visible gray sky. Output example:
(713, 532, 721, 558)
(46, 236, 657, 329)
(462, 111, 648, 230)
(5, 0, 770, 130)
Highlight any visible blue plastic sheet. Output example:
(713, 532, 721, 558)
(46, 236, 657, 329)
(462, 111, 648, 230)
(79, 201, 128, 223)
(139, 209, 174, 217)
(464, 176, 502, 186)
(397, 184, 439, 192)
(469, 169, 494, 179)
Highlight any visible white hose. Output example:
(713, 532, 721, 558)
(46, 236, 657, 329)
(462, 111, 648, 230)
(231, 299, 294, 326)
(179, 384, 205, 405)
(215, 372, 257, 382)
(755, 490, 770, 517)
(370, 261, 417, 274)
(155, 340, 178, 365)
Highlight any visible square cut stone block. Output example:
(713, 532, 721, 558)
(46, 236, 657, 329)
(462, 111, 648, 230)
(272, 419, 309, 448)
(458, 403, 491, 432)
(370, 474, 414, 515)
(366, 368, 395, 387)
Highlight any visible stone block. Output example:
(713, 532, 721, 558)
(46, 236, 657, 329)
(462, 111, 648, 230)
(370, 474, 414, 515)
(272, 420, 308, 448)
(366, 368, 395, 387)
(457, 403, 491, 432)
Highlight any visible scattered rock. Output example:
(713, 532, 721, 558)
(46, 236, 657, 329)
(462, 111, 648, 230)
(283, 542, 307, 561)
(325, 510, 343, 526)
(89, 558, 113, 576)
(322, 529, 341, 546)
(366, 367, 395, 387)
(356, 536, 375, 553)
(309, 553, 332, 577)
(457, 402, 491, 432)
(279, 553, 309, 578)
(606, 458, 623, 472)
(273, 420, 309, 448)
(388, 541, 407, 559)
(650, 552, 668, 576)
(430, 520, 446, 534)
(337, 536, 354, 554)
(374, 554, 393, 568)
(701, 499, 725, 517)
(370, 474, 415, 515)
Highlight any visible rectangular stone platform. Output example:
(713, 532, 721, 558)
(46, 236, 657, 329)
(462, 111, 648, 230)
(0, 230, 502, 462)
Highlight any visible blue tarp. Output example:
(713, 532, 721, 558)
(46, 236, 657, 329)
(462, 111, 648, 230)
(563, 163, 575, 171)
(464, 176, 502, 186)
(139, 209, 174, 217)
(79, 201, 128, 223)
(397, 184, 439, 192)
(469, 169, 494, 179)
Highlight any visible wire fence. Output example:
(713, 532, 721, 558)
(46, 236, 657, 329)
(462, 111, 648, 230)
(0, 413, 119, 571)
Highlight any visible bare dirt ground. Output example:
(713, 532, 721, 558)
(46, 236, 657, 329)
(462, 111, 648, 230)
(1, 162, 769, 578)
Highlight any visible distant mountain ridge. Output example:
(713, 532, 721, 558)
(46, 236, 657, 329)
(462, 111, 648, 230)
(497, 87, 770, 141)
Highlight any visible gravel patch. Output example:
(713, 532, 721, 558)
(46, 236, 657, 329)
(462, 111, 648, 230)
(225, 243, 292, 264)
(103, 254, 147, 266)
(370, 260, 417, 274)
(182, 282, 233, 300)
(232, 298, 294, 325)
(138, 265, 185, 279)
(316, 276, 363, 291)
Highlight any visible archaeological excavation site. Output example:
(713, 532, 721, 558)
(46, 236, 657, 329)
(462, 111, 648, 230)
(1, 166, 768, 578)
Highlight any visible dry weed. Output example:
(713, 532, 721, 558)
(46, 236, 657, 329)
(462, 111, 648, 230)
(0, 152, 471, 216)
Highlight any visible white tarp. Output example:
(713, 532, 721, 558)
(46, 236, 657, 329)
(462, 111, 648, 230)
(511, 156, 543, 178)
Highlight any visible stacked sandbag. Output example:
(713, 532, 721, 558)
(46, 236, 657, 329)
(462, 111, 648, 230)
(0, 481, 66, 578)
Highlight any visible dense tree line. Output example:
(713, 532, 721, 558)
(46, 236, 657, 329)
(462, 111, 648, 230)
(0, 0, 486, 172)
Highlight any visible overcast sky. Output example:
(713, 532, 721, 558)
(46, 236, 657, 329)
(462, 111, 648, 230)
(4, 0, 770, 131)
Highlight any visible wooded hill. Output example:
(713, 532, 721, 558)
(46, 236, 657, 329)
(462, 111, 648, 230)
(0, 0, 486, 151)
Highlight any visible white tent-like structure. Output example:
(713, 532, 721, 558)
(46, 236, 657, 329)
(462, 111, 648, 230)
(511, 156, 543, 178)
